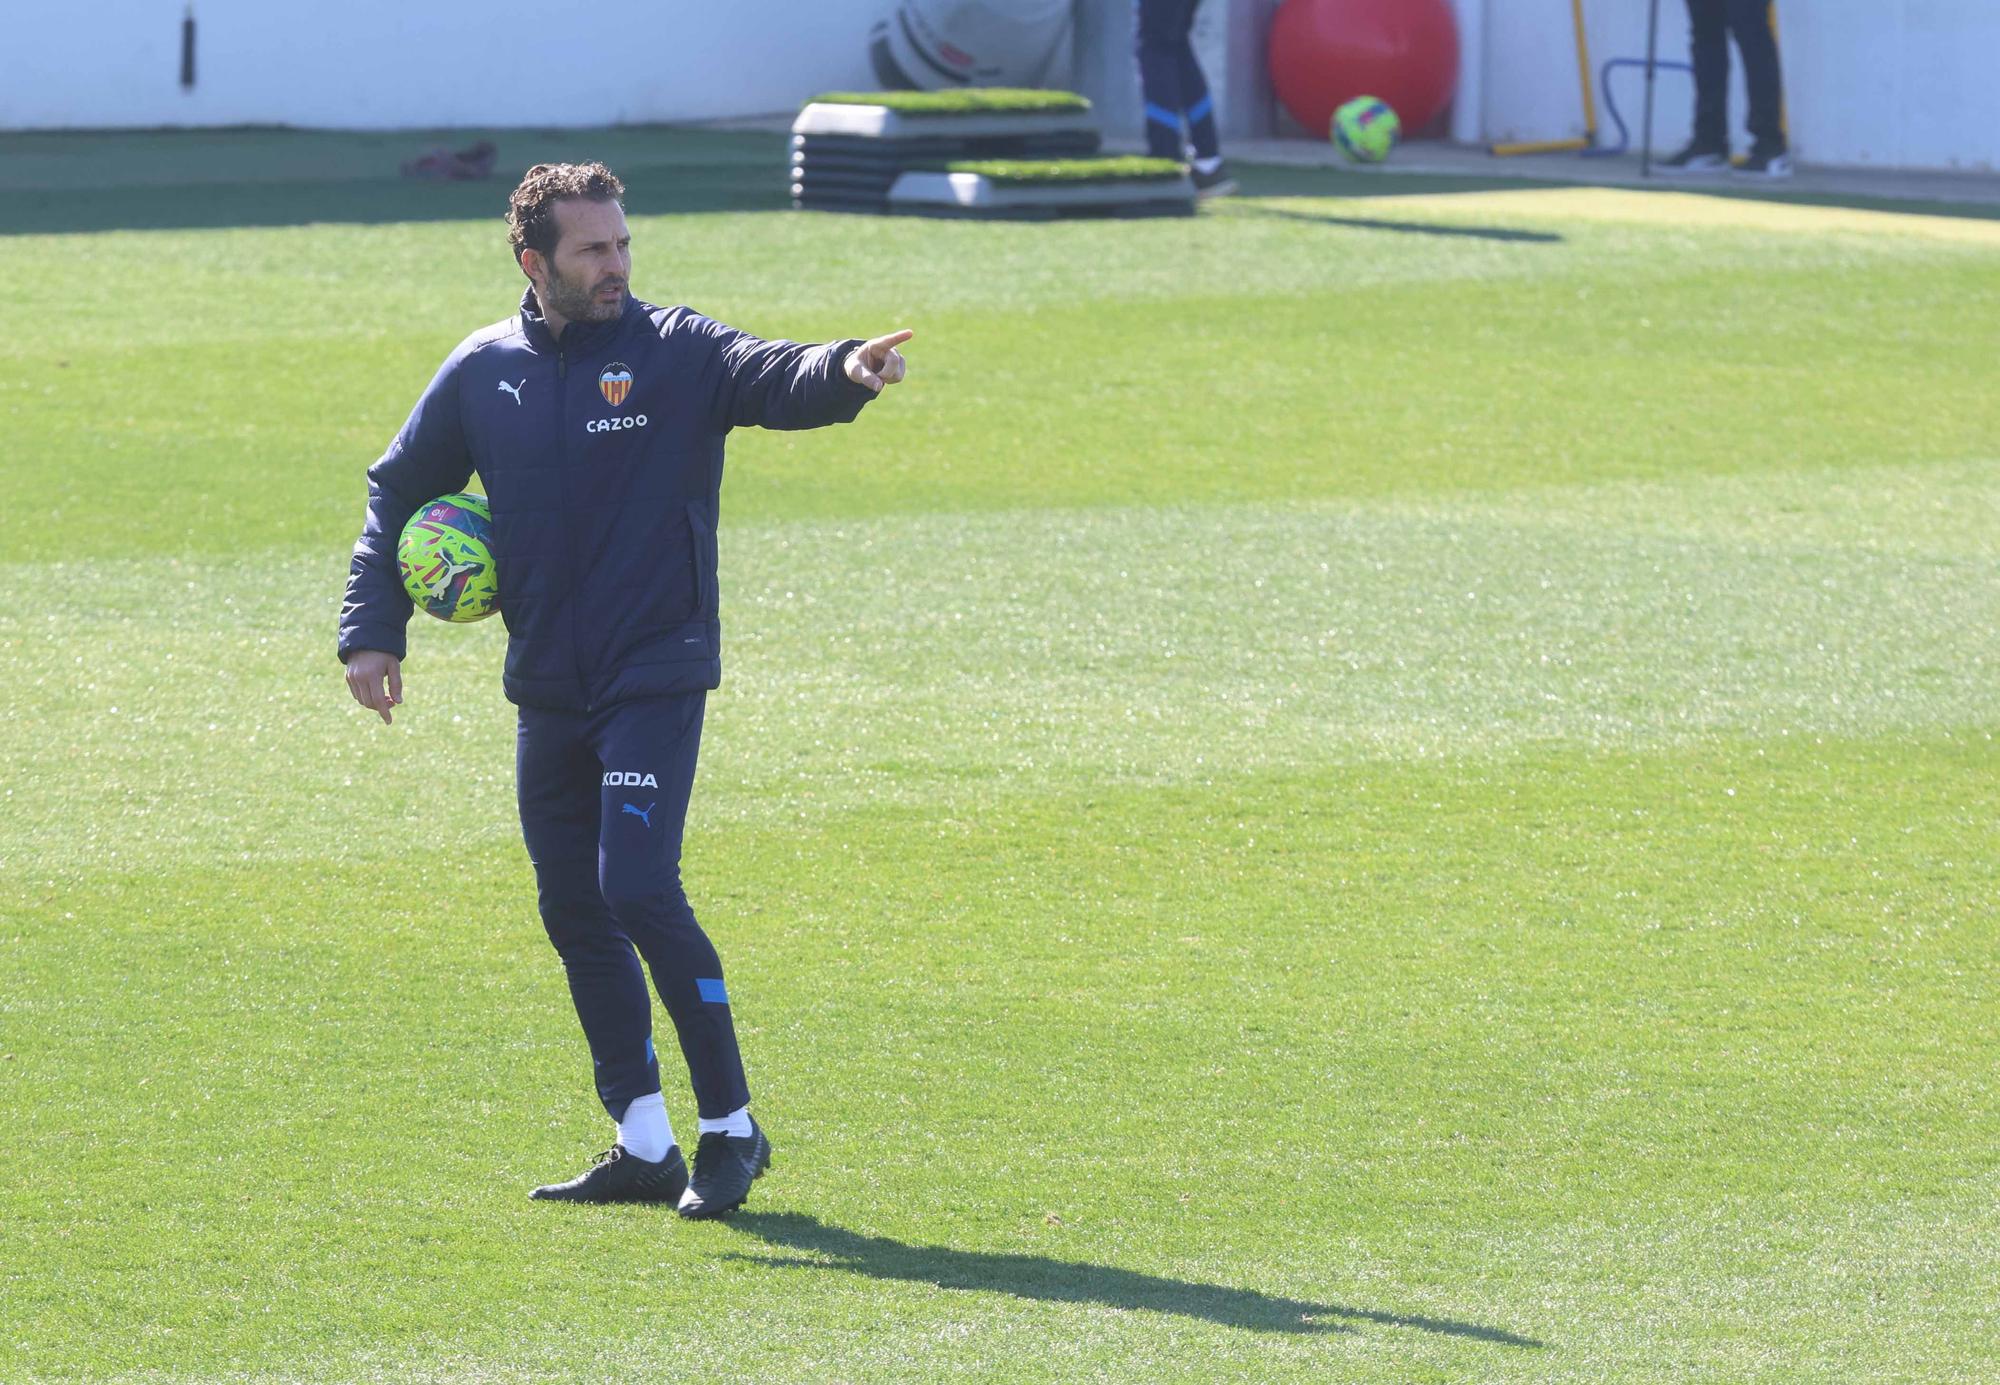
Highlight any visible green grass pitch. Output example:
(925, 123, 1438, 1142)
(0, 128, 1996, 1381)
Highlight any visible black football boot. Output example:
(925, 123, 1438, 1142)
(676, 1118, 772, 1219)
(530, 1144, 689, 1204)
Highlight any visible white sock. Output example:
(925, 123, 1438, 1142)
(697, 1104, 753, 1139)
(617, 1092, 676, 1162)
(1193, 155, 1224, 175)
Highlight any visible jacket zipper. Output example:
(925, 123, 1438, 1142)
(556, 345, 593, 711)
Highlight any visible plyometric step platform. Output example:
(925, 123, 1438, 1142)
(886, 165, 1196, 219)
(791, 132, 1103, 211)
(792, 100, 1102, 143)
(790, 90, 1118, 215)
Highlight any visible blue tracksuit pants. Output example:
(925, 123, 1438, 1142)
(516, 691, 749, 1122)
(1136, 0, 1220, 162)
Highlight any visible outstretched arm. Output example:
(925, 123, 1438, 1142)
(695, 314, 914, 431)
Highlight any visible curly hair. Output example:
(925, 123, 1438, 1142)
(505, 162, 626, 264)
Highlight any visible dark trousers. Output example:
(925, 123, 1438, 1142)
(1687, 0, 1786, 150)
(516, 691, 749, 1123)
(1136, 0, 1219, 161)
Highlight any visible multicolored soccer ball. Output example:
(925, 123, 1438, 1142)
(398, 493, 498, 623)
(1333, 96, 1401, 164)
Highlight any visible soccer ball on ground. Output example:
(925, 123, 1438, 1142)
(1332, 96, 1400, 164)
(398, 493, 499, 623)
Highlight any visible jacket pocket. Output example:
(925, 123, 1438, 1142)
(686, 501, 717, 617)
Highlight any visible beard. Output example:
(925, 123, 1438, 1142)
(538, 263, 625, 324)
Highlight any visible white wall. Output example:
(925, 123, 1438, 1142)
(10, 0, 1998, 172)
(0, 1, 884, 130)
(1474, 0, 2000, 172)
(1780, 0, 2000, 170)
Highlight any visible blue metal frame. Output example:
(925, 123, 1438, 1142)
(1584, 57, 1695, 157)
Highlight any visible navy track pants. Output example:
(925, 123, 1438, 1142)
(516, 691, 749, 1122)
(1136, 0, 1219, 162)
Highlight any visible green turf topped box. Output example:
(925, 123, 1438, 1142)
(809, 89, 1092, 116)
(790, 88, 1107, 213)
(793, 90, 1099, 142)
(887, 160, 1195, 218)
(943, 157, 1185, 186)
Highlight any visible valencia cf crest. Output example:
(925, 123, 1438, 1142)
(598, 362, 633, 407)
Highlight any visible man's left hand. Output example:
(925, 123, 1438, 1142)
(846, 330, 913, 394)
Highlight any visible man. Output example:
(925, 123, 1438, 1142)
(1659, 0, 1790, 178)
(1136, 0, 1234, 198)
(338, 162, 909, 1216)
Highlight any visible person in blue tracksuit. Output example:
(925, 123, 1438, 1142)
(338, 162, 911, 1216)
(1136, 0, 1234, 197)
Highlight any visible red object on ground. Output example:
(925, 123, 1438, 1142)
(1268, 0, 1460, 140)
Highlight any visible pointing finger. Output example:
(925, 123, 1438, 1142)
(865, 329, 914, 362)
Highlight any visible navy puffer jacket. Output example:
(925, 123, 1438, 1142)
(338, 289, 875, 711)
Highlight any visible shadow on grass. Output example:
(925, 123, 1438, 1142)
(0, 127, 791, 235)
(1232, 162, 1571, 202)
(1232, 203, 1563, 244)
(724, 1211, 1546, 1346)
(0, 166, 786, 237)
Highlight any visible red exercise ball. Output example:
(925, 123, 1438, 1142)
(1268, 0, 1459, 140)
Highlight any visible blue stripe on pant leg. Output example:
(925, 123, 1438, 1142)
(1176, 40, 1220, 160)
(592, 691, 750, 1120)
